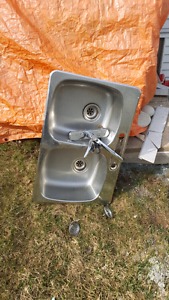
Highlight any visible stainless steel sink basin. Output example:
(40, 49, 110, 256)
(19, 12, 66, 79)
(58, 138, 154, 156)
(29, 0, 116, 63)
(33, 71, 140, 205)
(48, 79, 123, 145)
(37, 145, 107, 203)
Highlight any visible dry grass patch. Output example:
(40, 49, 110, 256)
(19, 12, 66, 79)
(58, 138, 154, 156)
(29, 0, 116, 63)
(0, 140, 169, 299)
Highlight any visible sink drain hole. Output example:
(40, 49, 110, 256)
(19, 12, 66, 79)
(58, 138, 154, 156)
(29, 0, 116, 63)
(110, 163, 118, 171)
(83, 103, 100, 121)
(74, 159, 86, 171)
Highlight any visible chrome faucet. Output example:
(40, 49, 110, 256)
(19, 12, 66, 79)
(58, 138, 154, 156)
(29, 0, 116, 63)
(69, 129, 123, 163)
(83, 131, 123, 162)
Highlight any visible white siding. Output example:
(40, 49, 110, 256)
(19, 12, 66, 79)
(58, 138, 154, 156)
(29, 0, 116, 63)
(161, 17, 169, 33)
(160, 16, 169, 80)
(163, 38, 169, 46)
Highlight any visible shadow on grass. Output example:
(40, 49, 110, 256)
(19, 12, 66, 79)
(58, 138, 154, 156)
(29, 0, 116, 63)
(114, 163, 169, 197)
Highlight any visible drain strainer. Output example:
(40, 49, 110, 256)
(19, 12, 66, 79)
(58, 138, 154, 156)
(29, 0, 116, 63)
(83, 103, 100, 121)
(74, 159, 86, 171)
(69, 221, 80, 236)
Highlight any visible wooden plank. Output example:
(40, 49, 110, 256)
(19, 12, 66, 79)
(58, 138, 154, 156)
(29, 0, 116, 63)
(149, 96, 169, 108)
(123, 150, 169, 164)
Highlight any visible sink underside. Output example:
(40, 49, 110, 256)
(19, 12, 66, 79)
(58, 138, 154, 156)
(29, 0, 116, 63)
(33, 71, 140, 204)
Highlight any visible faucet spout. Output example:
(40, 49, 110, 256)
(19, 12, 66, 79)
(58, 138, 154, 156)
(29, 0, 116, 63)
(84, 138, 95, 158)
(94, 138, 123, 163)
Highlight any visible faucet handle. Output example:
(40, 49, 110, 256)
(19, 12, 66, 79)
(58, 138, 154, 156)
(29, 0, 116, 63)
(69, 128, 109, 141)
(96, 138, 123, 163)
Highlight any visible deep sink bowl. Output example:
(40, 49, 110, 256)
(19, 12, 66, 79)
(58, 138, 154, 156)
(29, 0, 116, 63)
(38, 146, 107, 202)
(48, 79, 123, 145)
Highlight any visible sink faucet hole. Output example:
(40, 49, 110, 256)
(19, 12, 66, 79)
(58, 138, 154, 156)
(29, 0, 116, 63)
(83, 103, 100, 121)
(110, 163, 118, 171)
(74, 159, 86, 171)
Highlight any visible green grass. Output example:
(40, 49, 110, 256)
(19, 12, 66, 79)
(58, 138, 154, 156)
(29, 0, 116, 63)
(0, 140, 169, 300)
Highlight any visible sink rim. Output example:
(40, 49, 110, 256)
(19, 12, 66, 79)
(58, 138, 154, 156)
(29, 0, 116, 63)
(47, 78, 124, 146)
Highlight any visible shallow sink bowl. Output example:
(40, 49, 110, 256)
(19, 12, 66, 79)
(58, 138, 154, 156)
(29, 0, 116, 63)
(46, 72, 127, 145)
(34, 145, 107, 203)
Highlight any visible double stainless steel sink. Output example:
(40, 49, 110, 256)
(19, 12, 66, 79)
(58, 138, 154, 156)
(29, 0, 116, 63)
(33, 71, 140, 207)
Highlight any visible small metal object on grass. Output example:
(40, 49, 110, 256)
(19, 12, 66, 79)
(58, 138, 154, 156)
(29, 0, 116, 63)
(69, 221, 80, 236)
(104, 206, 113, 218)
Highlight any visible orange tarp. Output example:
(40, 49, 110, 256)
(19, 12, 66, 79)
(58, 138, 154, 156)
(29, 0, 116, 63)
(0, 0, 169, 142)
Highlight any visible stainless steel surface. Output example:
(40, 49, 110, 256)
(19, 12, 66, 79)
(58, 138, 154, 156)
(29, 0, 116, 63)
(38, 145, 107, 202)
(48, 76, 124, 145)
(103, 206, 113, 218)
(33, 71, 140, 205)
(93, 137, 123, 163)
(69, 128, 109, 141)
(69, 221, 80, 236)
(84, 138, 95, 158)
(83, 131, 123, 162)
(83, 103, 101, 121)
(74, 159, 86, 171)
